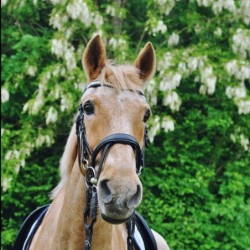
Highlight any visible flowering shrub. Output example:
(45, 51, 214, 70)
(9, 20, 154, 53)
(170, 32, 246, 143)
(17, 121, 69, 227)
(1, 0, 249, 249)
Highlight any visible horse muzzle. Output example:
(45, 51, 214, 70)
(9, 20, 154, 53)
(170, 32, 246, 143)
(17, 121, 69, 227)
(98, 178, 142, 224)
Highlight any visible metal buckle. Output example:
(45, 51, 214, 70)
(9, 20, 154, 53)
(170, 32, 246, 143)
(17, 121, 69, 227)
(86, 166, 97, 187)
(84, 240, 91, 249)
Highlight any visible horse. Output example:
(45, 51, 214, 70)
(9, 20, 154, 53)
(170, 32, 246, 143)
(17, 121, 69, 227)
(14, 35, 169, 250)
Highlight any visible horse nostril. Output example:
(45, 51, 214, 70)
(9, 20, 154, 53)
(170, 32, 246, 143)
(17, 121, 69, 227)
(99, 179, 113, 204)
(127, 185, 142, 209)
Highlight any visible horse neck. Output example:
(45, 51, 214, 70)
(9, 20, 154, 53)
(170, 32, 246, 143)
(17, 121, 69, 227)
(52, 158, 126, 249)
(49, 125, 126, 249)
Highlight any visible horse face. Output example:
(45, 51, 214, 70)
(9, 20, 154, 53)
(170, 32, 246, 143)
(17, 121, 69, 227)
(81, 35, 155, 224)
(81, 88, 150, 223)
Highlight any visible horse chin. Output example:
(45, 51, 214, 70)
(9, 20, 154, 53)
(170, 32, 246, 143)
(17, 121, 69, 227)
(101, 213, 132, 224)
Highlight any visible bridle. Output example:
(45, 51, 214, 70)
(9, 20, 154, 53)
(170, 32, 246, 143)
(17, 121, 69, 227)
(76, 81, 149, 250)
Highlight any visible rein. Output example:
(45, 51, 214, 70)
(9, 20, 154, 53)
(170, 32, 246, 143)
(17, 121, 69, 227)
(76, 82, 149, 250)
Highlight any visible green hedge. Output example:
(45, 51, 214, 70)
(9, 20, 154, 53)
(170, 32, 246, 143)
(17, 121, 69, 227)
(1, 1, 249, 249)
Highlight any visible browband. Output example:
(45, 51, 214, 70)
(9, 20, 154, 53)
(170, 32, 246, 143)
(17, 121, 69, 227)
(85, 81, 144, 96)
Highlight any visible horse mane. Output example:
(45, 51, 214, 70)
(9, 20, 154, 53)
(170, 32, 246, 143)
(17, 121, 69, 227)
(50, 123, 77, 199)
(50, 63, 144, 200)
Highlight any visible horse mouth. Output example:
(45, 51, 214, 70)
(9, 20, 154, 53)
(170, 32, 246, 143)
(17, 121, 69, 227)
(101, 213, 132, 224)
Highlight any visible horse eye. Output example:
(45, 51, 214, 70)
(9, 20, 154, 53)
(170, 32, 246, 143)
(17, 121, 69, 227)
(143, 109, 151, 122)
(83, 101, 94, 115)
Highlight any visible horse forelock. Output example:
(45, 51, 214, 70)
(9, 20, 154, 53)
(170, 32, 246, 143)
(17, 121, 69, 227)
(98, 62, 144, 92)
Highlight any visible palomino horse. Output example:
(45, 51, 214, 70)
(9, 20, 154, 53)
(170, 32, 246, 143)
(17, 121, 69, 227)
(16, 35, 169, 250)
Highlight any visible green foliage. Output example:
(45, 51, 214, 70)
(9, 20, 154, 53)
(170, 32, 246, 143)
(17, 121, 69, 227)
(1, 0, 250, 249)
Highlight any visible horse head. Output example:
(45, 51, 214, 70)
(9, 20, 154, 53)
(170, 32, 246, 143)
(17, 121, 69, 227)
(80, 35, 156, 224)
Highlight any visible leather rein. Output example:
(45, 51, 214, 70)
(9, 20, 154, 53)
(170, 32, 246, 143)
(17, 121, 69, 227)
(75, 81, 149, 250)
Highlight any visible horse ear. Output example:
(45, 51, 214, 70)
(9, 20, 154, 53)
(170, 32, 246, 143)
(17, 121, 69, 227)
(134, 42, 156, 83)
(82, 35, 106, 81)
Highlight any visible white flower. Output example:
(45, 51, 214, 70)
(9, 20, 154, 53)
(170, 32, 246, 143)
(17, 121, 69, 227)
(35, 134, 53, 148)
(150, 95, 158, 105)
(158, 52, 173, 71)
(5, 149, 20, 160)
(65, 49, 76, 71)
(46, 107, 58, 124)
(66, 1, 92, 27)
(109, 37, 117, 49)
(198, 64, 217, 95)
(160, 73, 182, 91)
(161, 117, 175, 132)
(5, 150, 12, 160)
(172, 73, 182, 87)
(194, 24, 202, 34)
(197, 0, 212, 7)
(15, 164, 20, 174)
(230, 134, 236, 143)
(202, 66, 213, 78)
(178, 62, 188, 75)
(1, 128, 4, 137)
(232, 29, 250, 59)
(2, 177, 12, 192)
(240, 134, 249, 151)
(225, 60, 250, 82)
(65, 27, 73, 39)
(60, 94, 72, 112)
(163, 91, 181, 111)
(240, 65, 250, 80)
(93, 14, 103, 28)
(148, 116, 161, 142)
(50, 13, 68, 30)
(199, 85, 207, 95)
(1, 87, 9, 103)
(225, 85, 247, 99)
(27, 65, 37, 77)
(240, 0, 250, 25)
(66, 1, 81, 19)
(60, 67, 66, 76)
(51, 38, 67, 57)
(23, 102, 29, 113)
(109, 37, 127, 50)
(225, 86, 233, 99)
(187, 57, 198, 72)
(214, 27, 222, 37)
(224, 0, 236, 13)
(155, 0, 175, 14)
(235, 86, 247, 99)
(52, 65, 60, 77)
(206, 76, 217, 95)
(168, 33, 179, 47)
(194, 76, 200, 82)
(31, 94, 44, 114)
(225, 60, 237, 76)
(106, 5, 116, 16)
(1, 0, 8, 7)
(152, 20, 167, 35)
(237, 100, 250, 114)
(53, 85, 61, 99)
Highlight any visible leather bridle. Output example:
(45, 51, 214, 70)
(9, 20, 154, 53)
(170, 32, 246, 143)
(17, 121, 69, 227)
(75, 81, 149, 250)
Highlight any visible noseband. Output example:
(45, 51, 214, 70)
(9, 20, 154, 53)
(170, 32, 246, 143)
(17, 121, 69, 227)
(76, 81, 149, 250)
